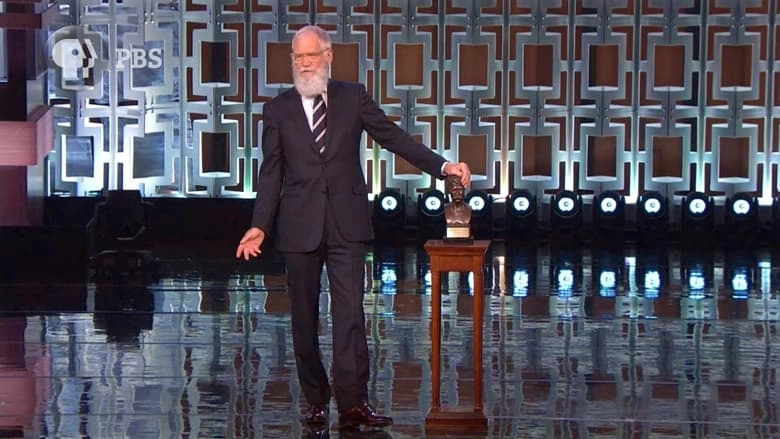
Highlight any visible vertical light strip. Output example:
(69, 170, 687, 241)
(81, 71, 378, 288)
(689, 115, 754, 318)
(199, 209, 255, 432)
(762, 0, 777, 205)
(0, 2, 6, 83)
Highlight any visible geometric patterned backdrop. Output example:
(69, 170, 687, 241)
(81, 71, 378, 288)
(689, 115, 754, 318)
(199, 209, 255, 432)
(46, 0, 779, 207)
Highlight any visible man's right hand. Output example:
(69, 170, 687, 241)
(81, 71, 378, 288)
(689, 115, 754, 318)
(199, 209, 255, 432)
(236, 227, 266, 260)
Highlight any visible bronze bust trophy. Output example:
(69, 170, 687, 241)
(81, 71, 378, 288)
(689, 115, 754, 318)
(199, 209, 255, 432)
(443, 175, 473, 244)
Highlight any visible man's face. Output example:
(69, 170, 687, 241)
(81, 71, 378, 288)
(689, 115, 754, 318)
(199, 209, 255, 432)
(291, 31, 332, 96)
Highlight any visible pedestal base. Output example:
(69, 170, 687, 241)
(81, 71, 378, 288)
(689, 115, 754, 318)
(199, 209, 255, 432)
(425, 409, 488, 432)
(442, 236, 473, 245)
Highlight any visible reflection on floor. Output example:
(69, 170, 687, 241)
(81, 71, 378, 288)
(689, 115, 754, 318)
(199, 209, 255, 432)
(1, 240, 779, 438)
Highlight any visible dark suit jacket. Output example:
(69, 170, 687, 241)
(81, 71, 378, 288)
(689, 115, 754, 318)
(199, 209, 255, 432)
(251, 79, 447, 252)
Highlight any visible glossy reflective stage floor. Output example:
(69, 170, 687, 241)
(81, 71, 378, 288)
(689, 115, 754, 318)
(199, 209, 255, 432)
(2, 238, 780, 438)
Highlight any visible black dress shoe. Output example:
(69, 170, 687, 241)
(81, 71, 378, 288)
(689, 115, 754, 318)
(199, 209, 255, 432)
(303, 404, 329, 425)
(338, 402, 393, 428)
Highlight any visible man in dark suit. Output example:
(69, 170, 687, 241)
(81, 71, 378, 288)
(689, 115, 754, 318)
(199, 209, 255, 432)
(236, 25, 471, 429)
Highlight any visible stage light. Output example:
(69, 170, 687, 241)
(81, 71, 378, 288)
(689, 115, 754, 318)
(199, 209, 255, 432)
(683, 191, 713, 221)
(727, 192, 756, 219)
(416, 189, 446, 241)
(419, 189, 445, 217)
(505, 189, 537, 239)
(376, 189, 403, 216)
(594, 191, 625, 234)
(725, 192, 759, 244)
(637, 190, 668, 236)
(372, 189, 406, 240)
(466, 190, 489, 213)
(681, 191, 714, 239)
(465, 190, 493, 239)
(550, 190, 583, 233)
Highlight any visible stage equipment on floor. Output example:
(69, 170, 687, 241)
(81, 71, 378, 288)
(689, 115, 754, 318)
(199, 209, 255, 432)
(504, 189, 537, 240)
(550, 190, 582, 233)
(681, 191, 714, 240)
(372, 189, 406, 240)
(465, 189, 492, 239)
(593, 190, 625, 235)
(86, 189, 155, 276)
(636, 190, 668, 236)
(416, 189, 446, 241)
(724, 192, 759, 244)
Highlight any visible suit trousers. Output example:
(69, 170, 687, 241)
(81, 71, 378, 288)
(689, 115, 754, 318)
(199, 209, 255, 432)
(282, 200, 369, 411)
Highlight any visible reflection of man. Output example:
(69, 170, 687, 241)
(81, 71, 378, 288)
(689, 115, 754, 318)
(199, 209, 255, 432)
(235, 25, 471, 430)
(444, 175, 471, 226)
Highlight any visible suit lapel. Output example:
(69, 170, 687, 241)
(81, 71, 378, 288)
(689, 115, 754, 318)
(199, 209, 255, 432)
(322, 80, 338, 157)
(283, 89, 320, 154)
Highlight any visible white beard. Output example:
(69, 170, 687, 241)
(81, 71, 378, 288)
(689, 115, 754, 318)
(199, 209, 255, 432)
(293, 65, 329, 98)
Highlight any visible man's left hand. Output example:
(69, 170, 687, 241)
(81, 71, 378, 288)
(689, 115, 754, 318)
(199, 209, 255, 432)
(443, 162, 472, 187)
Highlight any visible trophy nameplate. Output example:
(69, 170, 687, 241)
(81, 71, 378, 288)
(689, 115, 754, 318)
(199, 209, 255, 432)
(444, 225, 473, 244)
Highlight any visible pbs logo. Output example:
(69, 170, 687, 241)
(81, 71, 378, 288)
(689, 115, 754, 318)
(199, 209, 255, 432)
(48, 25, 163, 89)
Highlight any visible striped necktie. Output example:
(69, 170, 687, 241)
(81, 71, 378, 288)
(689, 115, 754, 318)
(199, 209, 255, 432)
(311, 94, 327, 154)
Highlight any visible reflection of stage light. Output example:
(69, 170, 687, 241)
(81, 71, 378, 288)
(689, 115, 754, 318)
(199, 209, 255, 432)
(556, 267, 574, 296)
(730, 269, 750, 299)
(551, 248, 580, 297)
(643, 270, 661, 299)
(687, 268, 706, 299)
(512, 269, 530, 297)
(379, 264, 398, 294)
(727, 254, 753, 299)
(599, 270, 617, 297)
